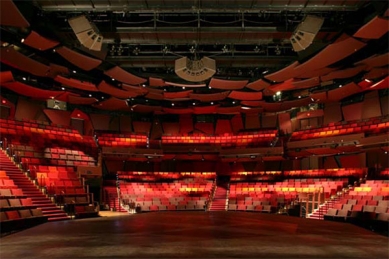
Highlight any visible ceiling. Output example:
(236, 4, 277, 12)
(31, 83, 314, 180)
(0, 0, 388, 116)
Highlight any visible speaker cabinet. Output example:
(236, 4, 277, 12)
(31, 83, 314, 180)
(47, 99, 67, 110)
(68, 15, 103, 51)
(290, 15, 324, 52)
(175, 57, 216, 82)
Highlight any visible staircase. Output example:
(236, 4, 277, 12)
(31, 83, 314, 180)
(0, 150, 69, 221)
(307, 197, 340, 220)
(209, 182, 229, 211)
(308, 185, 355, 220)
(104, 186, 126, 212)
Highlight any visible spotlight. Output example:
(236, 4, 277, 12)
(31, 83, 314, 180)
(162, 45, 169, 54)
(254, 45, 260, 53)
(117, 45, 123, 56)
(21, 38, 25, 43)
(275, 45, 281, 55)
(222, 45, 229, 53)
(133, 47, 140, 55)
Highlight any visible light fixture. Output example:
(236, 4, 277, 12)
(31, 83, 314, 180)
(182, 87, 186, 90)
(298, 96, 301, 99)
(339, 84, 343, 88)
(275, 45, 281, 55)
(162, 45, 169, 54)
(276, 91, 281, 96)
(73, 70, 77, 73)
(222, 45, 229, 53)
(133, 47, 140, 55)
(112, 78, 115, 81)
(22, 77, 26, 81)
(210, 102, 214, 105)
(61, 87, 65, 90)
(21, 38, 25, 43)
(189, 46, 196, 54)
(171, 103, 175, 106)
(117, 45, 123, 56)
(89, 94, 92, 97)
(254, 45, 260, 53)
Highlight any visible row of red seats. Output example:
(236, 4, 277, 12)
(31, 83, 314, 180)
(117, 171, 216, 180)
(291, 115, 389, 141)
(1, 197, 35, 209)
(284, 168, 367, 178)
(161, 131, 277, 146)
(1, 119, 98, 153)
(97, 132, 148, 147)
(0, 208, 47, 233)
(119, 178, 213, 211)
(228, 204, 272, 212)
(135, 204, 205, 211)
(1, 118, 75, 130)
(0, 179, 17, 189)
(0, 188, 24, 197)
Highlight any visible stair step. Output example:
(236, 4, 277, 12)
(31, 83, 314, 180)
(48, 216, 70, 222)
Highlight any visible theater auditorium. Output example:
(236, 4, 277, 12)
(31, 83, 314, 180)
(0, 0, 388, 258)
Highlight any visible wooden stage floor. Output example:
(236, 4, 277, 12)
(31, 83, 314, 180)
(1, 211, 388, 259)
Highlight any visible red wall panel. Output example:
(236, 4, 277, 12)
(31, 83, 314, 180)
(278, 113, 292, 134)
(362, 91, 381, 119)
(194, 122, 214, 135)
(342, 102, 363, 121)
(215, 119, 232, 134)
(231, 115, 244, 133)
(15, 98, 45, 121)
(120, 115, 132, 133)
(43, 109, 71, 126)
(380, 95, 389, 116)
(261, 114, 277, 128)
(179, 115, 193, 134)
(150, 120, 163, 140)
(133, 121, 151, 134)
(245, 113, 260, 130)
(323, 157, 339, 169)
(162, 122, 180, 135)
(324, 102, 342, 125)
(339, 153, 366, 168)
(90, 114, 111, 131)
(109, 116, 120, 132)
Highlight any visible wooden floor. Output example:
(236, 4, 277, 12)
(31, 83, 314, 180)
(1, 211, 388, 259)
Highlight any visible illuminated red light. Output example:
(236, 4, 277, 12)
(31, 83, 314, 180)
(77, 114, 80, 117)
(1, 100, 6, 104)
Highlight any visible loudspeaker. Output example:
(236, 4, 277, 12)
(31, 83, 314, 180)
(175, 57, 216, 82)
(68, 15, 103, 51)
(47, 99, 67, 110)
(290, 15, 324, 52)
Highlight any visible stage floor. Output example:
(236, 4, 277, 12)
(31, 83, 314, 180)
(1, 211, 388, 259)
